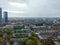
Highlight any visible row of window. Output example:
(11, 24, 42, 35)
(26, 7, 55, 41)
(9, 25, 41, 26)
(36, 30, 60, 33)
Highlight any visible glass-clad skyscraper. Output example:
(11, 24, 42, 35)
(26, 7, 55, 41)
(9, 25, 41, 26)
(0, 8, 2, 23)
(4, 11, 8, 24)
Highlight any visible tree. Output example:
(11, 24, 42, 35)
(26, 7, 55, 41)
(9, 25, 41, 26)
(58, 39, 60, 43)
(31, 31, 36, 37)
(15, 34, 24, 38)
(28, 37, 42, 45)
(9, 41, 13, 45)
(0, 32, 3, 37)
(0, 38, 6, 43)
(28, 31, 42, 45)
(3, 29, 13, 45)
(42, 41, 46, 45)
(26, 39, 35, 45)
(14, 26, 23, 29)
(41, 40, 55, 45)
(20, 41, 26, 45)
(32, 37, 42, 45)
(49, 40, 55, 45)
(3, 29, 12, 34)
(0, 38, 6, 45)
(29, 26, 33, 30)
(7, 34, 13, 39)
(35, 39, 41, 45)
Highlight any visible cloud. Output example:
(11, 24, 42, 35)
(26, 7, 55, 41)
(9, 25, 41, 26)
(3, 10, 25, 13)
(0, 0, 60, 17)
(9, 2, 27, 8)
(27, 0, 60, 17)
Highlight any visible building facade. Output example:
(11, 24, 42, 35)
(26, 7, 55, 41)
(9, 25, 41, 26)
(0, 8, 2, 24)
(4, 11, 8, 24)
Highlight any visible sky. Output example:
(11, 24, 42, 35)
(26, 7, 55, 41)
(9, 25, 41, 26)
(0, 0, 60, 17)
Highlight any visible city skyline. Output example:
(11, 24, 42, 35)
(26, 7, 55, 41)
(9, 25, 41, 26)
(0, 0, 60, 17)
(0, 8, 8, 24)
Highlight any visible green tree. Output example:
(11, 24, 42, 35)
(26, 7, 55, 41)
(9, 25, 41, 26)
(29, 26, 33, 30)
(49, 40, 55, 45)
(0, 38, 6, 45)
(0, 38, 6, 43)
(35, 39, 41, 45)
(28, 37, 42, 45)
(41, 40, 55, 45)
(32, 37, 42, 45)
(16, 34, 23, 38)
(0, 32, 3, 37)
(14, 26, 23, 29)
(7, 34, 13, 39)
(3, 29, 13, 45)
(20, 41, 26, 45)
(9, 41, 13, 45)
(26, 39, 35, 45)
(3, 29, 12, 34)
(31, 31, 36, 37)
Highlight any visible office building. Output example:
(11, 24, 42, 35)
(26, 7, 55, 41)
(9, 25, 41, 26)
(4, 11, 8, 24)
(0, 8, 2, 23)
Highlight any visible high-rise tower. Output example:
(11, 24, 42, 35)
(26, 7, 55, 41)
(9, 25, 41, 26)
(0, 8, 2, 23)
(4, 11, 8, 24)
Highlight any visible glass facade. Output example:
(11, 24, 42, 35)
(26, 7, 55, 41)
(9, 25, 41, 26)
(0, 8, 2, 23)
(4, 12, 8, 23)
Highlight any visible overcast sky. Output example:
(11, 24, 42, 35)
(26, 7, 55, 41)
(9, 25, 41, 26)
(0, 0, 60, 17)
